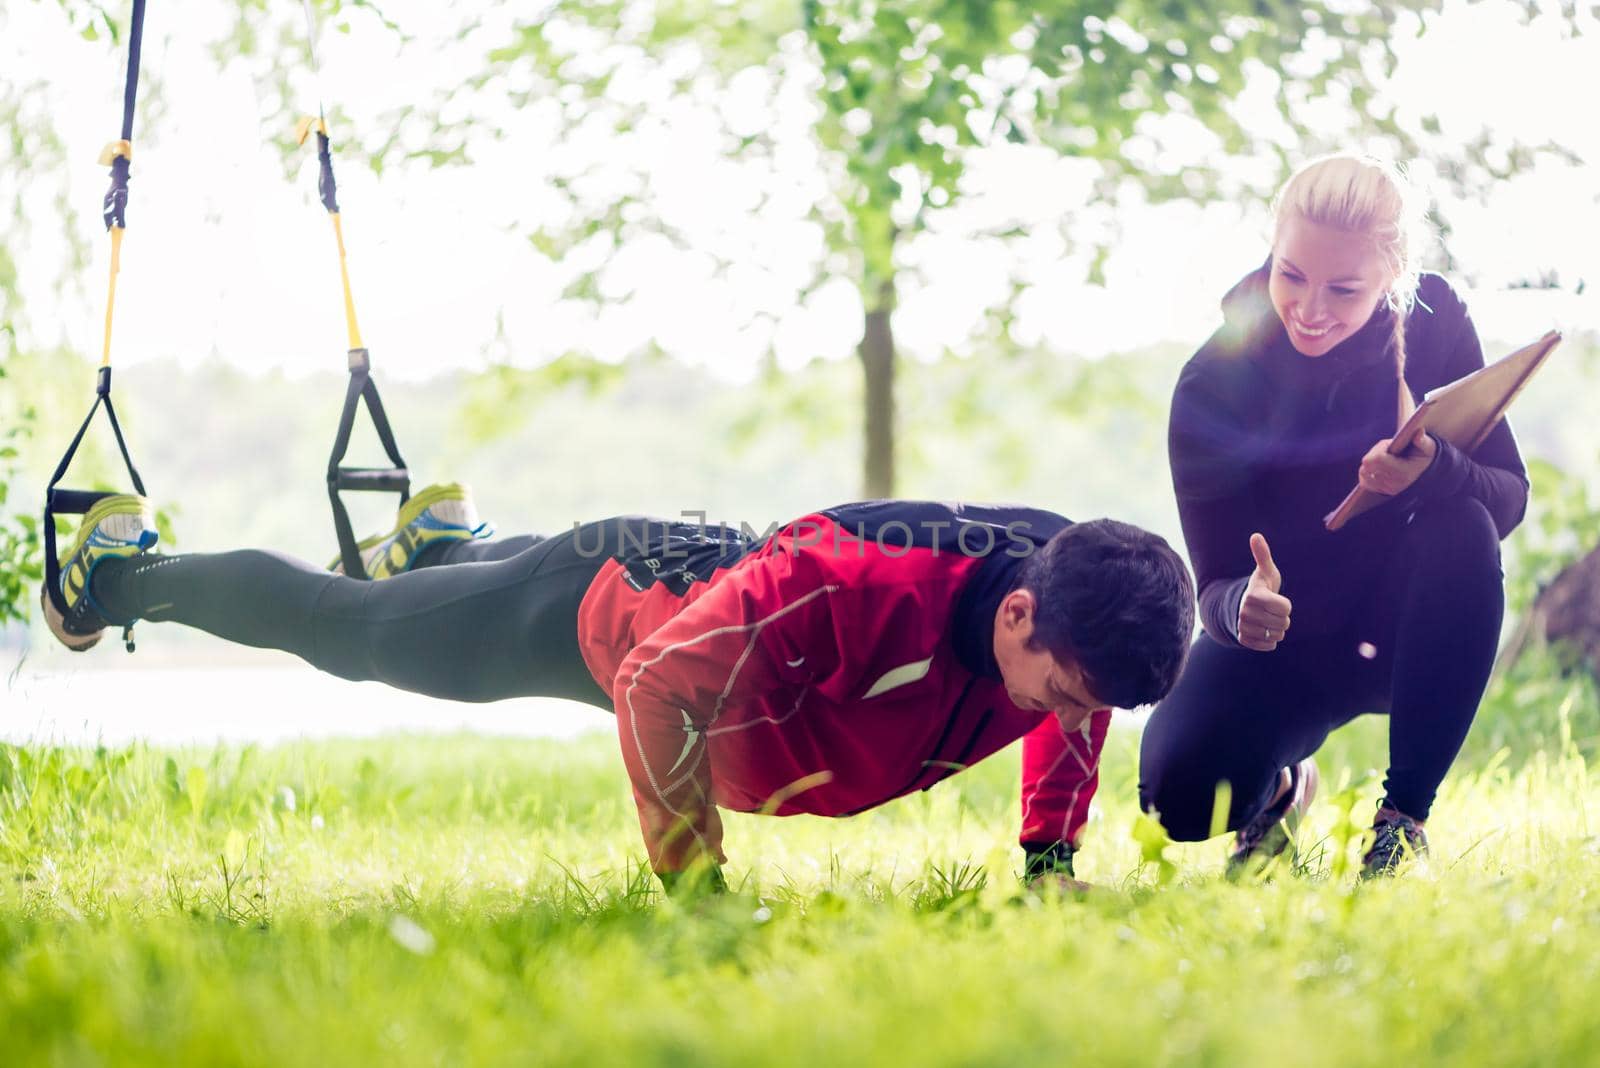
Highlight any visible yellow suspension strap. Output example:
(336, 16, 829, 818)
(294, 115, 363, 353)
(296, 1, 410, 580)
(43, 0, 150, 652)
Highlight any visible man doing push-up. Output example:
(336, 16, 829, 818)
(44, 486, 1194, 892)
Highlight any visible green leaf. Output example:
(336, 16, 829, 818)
(223, 828, 248, 869)
(186, 766, 208, 822)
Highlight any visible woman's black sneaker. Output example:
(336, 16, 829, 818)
(1360, 807, 1428, 878)
(1227, 757, 1319, 878)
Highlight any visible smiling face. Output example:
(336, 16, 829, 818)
(992, 588, 1105, 731)
(1268, 215, 1396, 358)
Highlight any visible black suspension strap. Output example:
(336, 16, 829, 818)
(43, 0, 150, 651)
(326, 349, 411, 578)
(296, 0, 410, 579)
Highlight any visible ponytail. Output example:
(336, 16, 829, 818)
(1391, 303, 1414, 426)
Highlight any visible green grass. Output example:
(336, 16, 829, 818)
(4, 668, 1600, 1067)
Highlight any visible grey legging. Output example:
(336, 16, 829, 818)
(91, 525, 628, 708)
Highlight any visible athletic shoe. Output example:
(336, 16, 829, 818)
(40, 494, 158, 652)
(1227, 757, 1319, 878)
(330, 482, 493, 579)
(1359, 806, 1429, 879)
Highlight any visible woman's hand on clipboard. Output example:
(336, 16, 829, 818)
(1358, 427, 1438, 497)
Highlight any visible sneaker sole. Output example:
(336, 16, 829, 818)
(41, 583, 102, 652)
(45, 494, 154, 652)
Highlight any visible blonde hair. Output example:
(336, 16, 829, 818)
(1272, 155, 1430, 422)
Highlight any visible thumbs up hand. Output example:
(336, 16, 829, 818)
(1237, 532, 1292, 652)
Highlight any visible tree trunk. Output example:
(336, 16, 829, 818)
(859, 282, 896, 499)
(1499, 541, 1600, 680)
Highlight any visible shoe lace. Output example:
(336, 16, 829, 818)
(1364, 813, 1423, 868)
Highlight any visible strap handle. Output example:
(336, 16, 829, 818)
(42, 367, 147, 616)
(297, 2, 406, 577)
(42, 2, 151, 631)
(326, 349, 410, 578)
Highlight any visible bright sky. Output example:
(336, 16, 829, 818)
(6, 0, 1598, 384)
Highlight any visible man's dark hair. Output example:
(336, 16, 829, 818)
(1017, 519, 1195, 709)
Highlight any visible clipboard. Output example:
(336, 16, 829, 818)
(1324, 329, 1563, 532)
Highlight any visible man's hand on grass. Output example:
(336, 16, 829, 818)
(658, 859, 728, 899)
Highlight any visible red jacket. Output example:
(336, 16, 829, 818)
(575, 502, 1110, 871)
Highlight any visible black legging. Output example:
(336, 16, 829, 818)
(90, 523, 640, 709)
(1139, 493, 1505, 838)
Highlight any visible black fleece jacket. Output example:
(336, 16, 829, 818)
(1168, 262, 1529, 647)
